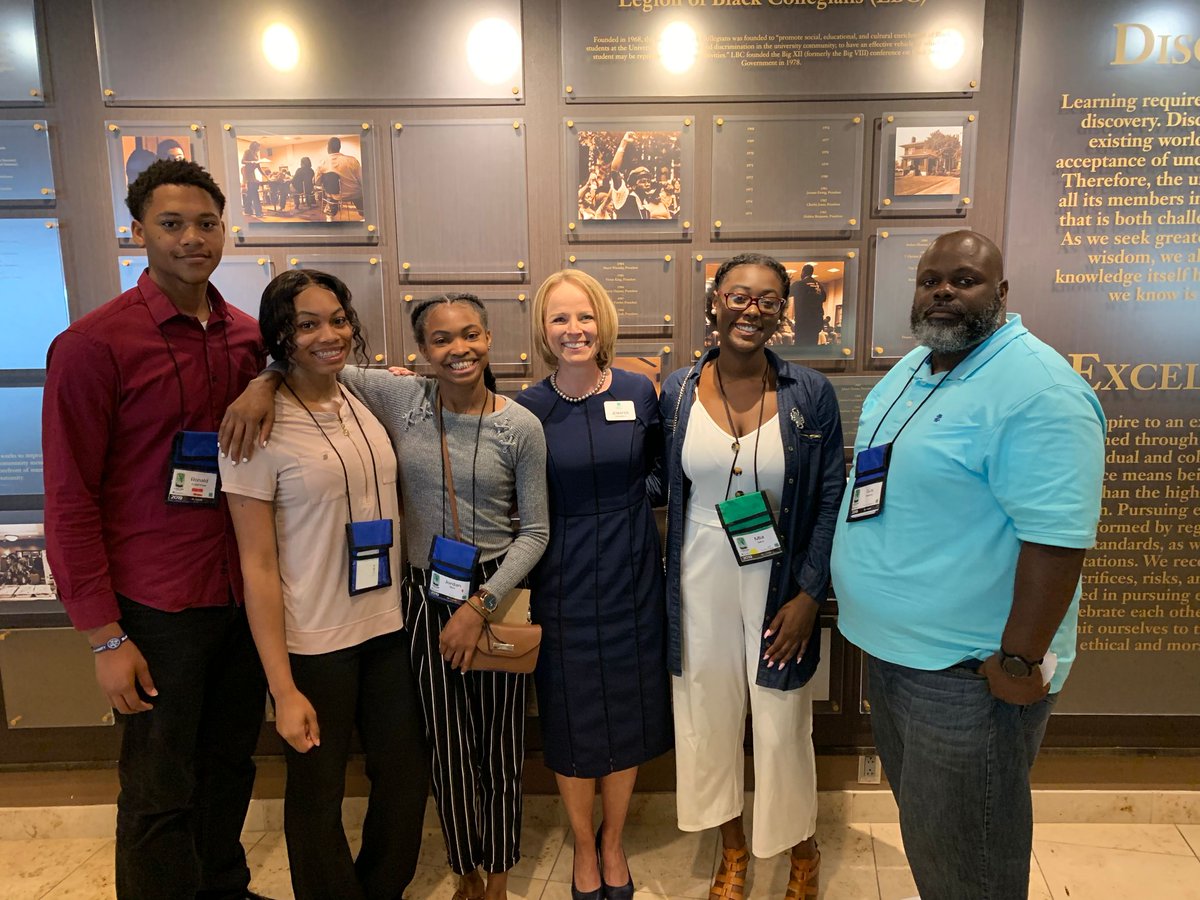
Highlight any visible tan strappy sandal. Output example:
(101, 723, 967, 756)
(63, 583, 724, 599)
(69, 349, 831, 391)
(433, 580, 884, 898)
(710, 844, 749, 899)
(784, 844, 821, 900)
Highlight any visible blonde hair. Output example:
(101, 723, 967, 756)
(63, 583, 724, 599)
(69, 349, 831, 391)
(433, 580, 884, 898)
(532, 269, 618, 370)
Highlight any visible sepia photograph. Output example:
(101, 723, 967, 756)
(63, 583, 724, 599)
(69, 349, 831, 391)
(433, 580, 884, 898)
(0, 525, 56, 601)
(576, 129, 682, 221)
(892, 125, 963, 196)
(235, 131, 366, 224)
(703, 258, 847, 351)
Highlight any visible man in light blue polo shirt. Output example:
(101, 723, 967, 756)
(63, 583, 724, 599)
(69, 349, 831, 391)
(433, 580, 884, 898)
(831, 230, 1105, 900)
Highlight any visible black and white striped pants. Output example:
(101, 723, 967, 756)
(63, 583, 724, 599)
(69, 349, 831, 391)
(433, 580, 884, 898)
(404, 561, 527, 875)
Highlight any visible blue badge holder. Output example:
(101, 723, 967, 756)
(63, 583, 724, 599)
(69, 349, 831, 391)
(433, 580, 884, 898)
(428, 534, 481, 606)
(345, 517, 393, 596)
(165, 430, 221, 507)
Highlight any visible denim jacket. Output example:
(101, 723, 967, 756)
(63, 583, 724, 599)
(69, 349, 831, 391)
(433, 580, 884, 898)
(657, 347, 845, 690)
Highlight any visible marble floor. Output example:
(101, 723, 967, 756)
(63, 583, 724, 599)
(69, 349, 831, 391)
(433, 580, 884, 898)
(3, 796, 1200, 899)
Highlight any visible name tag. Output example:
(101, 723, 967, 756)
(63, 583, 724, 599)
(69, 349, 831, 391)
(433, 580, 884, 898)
(604, 400, 635, 422)
(429, 570, 471, 603)
(847, 443, 891, 522)
(715, 490, 784, 566)
(167, 468, 219, 503)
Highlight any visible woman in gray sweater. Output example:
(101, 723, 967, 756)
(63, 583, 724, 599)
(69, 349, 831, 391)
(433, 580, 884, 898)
(223, 293, 548, 900)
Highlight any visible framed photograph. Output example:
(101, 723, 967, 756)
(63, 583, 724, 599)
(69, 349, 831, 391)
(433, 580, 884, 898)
(398, 288, 531, 374)
(221, 122, 378, 244)
(106, 123, 207, 239)
(0, 524, 55, 601)
(564, 117, 695, 241)
(710, 114, 863, 238)
(119, 254, 272, 320)
(393, 119, 529, 281)
(876, 112, 978, 215)
(695, 249, 860, 362)
(288, 255, 388, 365)
(871, 227, 956, 359)
(564, 252, 678, 334)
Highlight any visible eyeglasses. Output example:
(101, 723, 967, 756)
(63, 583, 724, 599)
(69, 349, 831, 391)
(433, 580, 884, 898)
(720, 291, 784, 315)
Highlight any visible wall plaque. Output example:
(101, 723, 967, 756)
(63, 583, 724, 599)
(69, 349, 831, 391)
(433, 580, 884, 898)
(0, 386, 42, 497)
(1006, 0, 1200, 715)
(93, 0, 523, 105)
(565, 253, 677, 333)
(870, 227, 953, 360)
(711, 115, 863, 237)
(0, 121, 52, 203)
(0, 1, 43, 104)
(561, 0, 984, 101)
(393, 120, 529, 281)
(1, 218, 66, 370)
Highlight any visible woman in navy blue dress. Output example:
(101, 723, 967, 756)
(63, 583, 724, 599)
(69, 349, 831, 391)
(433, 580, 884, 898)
(517, 270, 671, 900)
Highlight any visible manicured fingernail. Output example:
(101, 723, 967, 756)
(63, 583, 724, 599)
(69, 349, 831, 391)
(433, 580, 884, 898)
(241, 457, 248, 463)
(764, 629, 773, 638)
(220, 451, 227, 458)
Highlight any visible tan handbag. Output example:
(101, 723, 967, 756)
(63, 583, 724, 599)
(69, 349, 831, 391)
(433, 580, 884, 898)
(439, 403, 542, 675)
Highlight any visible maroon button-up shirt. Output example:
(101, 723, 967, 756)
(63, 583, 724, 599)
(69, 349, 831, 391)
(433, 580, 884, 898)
(42, 271, 265, 631)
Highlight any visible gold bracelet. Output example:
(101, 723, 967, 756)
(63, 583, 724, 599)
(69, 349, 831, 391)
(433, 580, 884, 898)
(466, 597, 490, 621)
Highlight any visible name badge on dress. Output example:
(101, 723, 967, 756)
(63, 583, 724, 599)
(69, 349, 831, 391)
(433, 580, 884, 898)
(715, 490, 784, 566)
(847, 442, 892, 522)
(165, 431, 220, 508)
(604, 400, 635, 422)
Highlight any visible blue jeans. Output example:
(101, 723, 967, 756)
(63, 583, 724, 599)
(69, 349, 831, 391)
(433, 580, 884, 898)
(867, 655, 1057, 900)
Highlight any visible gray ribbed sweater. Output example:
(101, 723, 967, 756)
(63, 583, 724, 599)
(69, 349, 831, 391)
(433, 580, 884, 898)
(339, 367, 549, 601)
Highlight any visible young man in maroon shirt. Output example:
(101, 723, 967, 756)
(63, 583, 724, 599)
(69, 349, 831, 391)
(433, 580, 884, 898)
(43, 160, 271, 900)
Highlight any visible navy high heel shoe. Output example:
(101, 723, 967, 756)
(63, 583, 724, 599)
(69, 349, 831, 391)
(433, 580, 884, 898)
(597, 823, 634, 900)
(571, 834, 603, 900)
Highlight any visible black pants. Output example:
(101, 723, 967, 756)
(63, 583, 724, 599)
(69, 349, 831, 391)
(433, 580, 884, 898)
(404, 563, 527, 875)
(114, 596, 266, 900)
(284, 629, 429, 900)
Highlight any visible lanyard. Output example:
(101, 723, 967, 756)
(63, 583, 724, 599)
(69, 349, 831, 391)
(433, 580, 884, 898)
(140, 288, 231, 433)
(713, 360, 769, 501)
(863, 352, 960, 452)
(437, 390, 494, 544)
(283, 382, 383, 525)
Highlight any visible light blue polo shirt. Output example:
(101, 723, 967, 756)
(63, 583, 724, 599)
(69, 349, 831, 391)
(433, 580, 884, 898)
(831, 315, 1106, 693)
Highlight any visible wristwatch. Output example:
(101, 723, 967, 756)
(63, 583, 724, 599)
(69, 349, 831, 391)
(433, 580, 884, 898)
(475, 588, 499, 615)
(91, 633, 129, 654)
(999, 648, 1043, 678)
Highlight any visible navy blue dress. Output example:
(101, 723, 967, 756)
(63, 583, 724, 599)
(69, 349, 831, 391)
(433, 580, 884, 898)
(516, 368, 673, 777)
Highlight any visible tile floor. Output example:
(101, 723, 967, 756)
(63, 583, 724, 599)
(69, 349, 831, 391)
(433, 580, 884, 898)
(3, 796, 1200, 899)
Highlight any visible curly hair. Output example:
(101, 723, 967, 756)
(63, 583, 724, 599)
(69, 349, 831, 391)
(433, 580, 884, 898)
(258, 269, 369, 367)
(125, 159, 225, 222)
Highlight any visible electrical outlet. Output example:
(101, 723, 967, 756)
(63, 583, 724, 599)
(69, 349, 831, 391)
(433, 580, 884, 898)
(858, 753, 881, 784)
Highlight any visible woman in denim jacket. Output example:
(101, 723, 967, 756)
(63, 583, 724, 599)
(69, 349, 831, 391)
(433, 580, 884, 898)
(656, 253, 845, 900)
